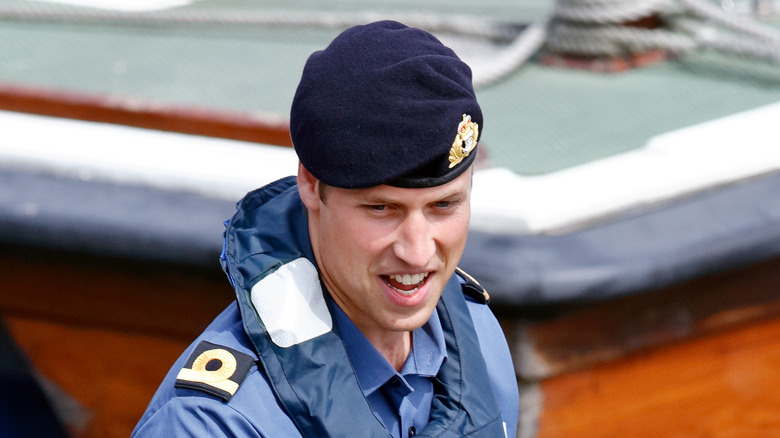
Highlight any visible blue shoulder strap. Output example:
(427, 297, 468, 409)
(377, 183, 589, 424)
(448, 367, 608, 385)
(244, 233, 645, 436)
(418, 275, 505, 437)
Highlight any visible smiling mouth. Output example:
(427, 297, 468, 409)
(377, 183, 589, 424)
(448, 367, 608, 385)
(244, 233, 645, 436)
(384, 273, 429, 296)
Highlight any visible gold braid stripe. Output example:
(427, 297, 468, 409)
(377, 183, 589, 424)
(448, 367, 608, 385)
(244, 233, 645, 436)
(176, 348, 240, 395)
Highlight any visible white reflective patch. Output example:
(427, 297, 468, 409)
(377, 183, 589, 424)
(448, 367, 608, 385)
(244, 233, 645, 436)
(250, 258, 332, 348)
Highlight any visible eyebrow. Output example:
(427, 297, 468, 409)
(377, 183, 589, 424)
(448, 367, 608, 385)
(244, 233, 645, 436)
(358, 184, 469, 205)
(358, 193, 395, 205)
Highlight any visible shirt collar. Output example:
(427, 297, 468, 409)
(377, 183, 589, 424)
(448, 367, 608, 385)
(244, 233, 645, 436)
(331, 302, 447, 396)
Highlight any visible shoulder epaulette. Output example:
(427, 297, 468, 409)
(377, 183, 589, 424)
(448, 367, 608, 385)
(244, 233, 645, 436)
(175, 340, 256, 402)
(455, 267, 490, 305)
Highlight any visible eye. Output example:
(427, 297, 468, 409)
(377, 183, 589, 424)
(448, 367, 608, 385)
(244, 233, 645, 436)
(367, 204, 387, 212)
(436, 198, 464, 210)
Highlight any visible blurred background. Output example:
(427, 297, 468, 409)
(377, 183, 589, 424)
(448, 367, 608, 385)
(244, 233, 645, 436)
(1, 0, 780, 437)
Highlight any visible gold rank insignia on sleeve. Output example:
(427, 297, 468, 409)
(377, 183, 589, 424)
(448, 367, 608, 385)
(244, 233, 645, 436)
(448, 114, 479, 169)
(175, 341, 255, 402)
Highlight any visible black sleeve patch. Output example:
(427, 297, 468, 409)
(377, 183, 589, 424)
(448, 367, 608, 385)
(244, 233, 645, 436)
(175, 340, 256, 402)
(456, 267, 490, 305)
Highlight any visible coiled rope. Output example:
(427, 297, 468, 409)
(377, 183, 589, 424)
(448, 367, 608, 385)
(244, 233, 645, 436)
(1, 1, 779, 86)
(547, 0, 780, 63)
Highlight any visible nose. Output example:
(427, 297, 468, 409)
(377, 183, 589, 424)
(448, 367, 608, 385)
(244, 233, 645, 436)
(393, 211, 436, 268)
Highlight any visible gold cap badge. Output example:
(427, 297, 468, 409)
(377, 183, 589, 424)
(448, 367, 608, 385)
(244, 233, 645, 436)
(448, 114, 479, 169)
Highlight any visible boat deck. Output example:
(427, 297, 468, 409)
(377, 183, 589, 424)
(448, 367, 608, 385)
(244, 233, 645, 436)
(2, 0, 780, 174)
(2, 2, 780, 437)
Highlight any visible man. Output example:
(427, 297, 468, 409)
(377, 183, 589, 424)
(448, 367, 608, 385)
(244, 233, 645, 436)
(133, 20, 519, 438)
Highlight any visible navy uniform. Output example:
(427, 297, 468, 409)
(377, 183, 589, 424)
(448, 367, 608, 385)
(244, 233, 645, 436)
(133, 21, 520, 438)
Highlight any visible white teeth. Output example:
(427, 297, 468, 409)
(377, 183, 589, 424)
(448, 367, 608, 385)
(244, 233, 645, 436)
(389, 273, 428, 285)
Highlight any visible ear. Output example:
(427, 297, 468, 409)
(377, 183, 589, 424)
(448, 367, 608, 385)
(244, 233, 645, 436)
(297, 162, 320, 211)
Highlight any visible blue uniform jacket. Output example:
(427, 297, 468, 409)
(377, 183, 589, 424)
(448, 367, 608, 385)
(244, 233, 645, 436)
(133, 177, 519, 437)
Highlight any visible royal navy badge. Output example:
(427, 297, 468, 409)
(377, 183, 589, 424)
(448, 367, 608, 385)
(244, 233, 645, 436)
(448, 114, 479, 168)
(175, 341, 255, 402)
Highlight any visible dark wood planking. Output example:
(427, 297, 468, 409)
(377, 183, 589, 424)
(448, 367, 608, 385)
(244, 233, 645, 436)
(505, 256, 780, 381)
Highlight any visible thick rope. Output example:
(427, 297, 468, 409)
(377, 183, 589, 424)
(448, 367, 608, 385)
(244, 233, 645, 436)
(473, 18, 550, 87)
(0, 5, 517, 42)
(546, 0, 780, 64)
(2, 1, 778, 85)
(552, 0, 675, 23)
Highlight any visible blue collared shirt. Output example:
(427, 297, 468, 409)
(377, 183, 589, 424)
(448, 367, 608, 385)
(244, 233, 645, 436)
(332, 304, 447, 438)
(133, 300, 518, 438)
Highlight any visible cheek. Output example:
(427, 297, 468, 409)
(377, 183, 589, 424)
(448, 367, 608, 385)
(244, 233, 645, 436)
(320, 211, 382, 262)
(436, 212, 470, 252)
(442, 232, 468, 262)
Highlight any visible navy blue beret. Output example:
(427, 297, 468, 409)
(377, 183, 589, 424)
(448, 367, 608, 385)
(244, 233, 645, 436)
(290, 20, 482, 189)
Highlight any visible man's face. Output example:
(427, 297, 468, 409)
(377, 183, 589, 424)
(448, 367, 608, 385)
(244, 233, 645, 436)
(300, 166, 472, 341)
